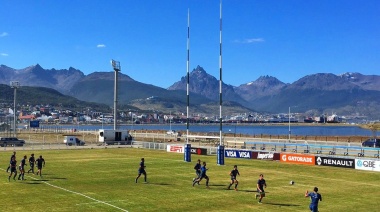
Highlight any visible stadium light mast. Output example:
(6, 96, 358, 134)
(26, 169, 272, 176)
(217, 0, 225, 165)
(288, 106, 291, 142)
(10, 81, 20, 137)
(111, 60, 120, 131)
(184, 8, 191, 162)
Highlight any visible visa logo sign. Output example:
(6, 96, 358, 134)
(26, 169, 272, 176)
(225, 150, 251, 159)
(238, 151, 251, 158)
(225, 151, 237, 157)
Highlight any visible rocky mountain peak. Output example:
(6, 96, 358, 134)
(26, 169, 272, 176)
(250, 75, 285, 86)
(291, 73, 359, 90)
(235, 75, 286, 101)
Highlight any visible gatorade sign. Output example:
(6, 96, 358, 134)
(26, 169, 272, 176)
(280, 153, 315, 165)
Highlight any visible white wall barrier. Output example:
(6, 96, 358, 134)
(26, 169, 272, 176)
(355, 159, 380, 172)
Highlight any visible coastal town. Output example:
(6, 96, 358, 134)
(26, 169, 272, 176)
(0, 102, 349, 128)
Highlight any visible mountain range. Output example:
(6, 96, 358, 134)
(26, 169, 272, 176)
(1, 64, 380, 119)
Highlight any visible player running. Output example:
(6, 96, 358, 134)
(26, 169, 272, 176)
(135, 158, 147, 183)
(305, 187, 322, 212)
(192, 159, 201, 185)
(6, 151, 16, 173)
(192, 161, 209, 188)
(8, 157, 17, 181)
(27, 153, 36, 174)
(35, 155, 45, 178)
(227, 165, 240, 191)
(255, 174, 267, 204)
(18, 155, 27, 180)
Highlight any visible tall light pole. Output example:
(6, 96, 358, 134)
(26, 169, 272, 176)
(288, 106, 291, 142)
(184, 8, 191, 162)
(10, 81, 20, 137)
(111, 60, 120, 131)
(217, 0, 225, 165)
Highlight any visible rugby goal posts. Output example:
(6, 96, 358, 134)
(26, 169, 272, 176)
(184, 135, 223, 146)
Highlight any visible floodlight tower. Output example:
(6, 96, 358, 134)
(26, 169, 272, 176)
(10, 81, 20, 137)
(111, 60, 120, 130)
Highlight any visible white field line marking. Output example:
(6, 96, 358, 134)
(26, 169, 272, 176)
(76, 200, 127, 206)
(1, 168, 128, 212)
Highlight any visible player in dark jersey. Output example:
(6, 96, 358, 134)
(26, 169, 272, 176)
(256, 174, 267, 204)
(135, 158, 147, 183)
(192, 161, 209, 188)
(35, 155, 45, 178)
(192, 159, 201, 185)
(27, 153, 35, 174)
(6, 151, 16, 172)
(227, 165, 240, 191)
(8, 157, 17, 181)
(305, 187, 322, 212)
(18, 155, 27, 180)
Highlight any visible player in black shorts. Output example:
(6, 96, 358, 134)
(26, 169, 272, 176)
(227, 165, 240, 191)
(135, 158, 147, 183)
(6, 151, 16, 172)
(35, 155, 45, 178)
(256, 174, 267, 204)
(18, 155, 27, 180)
(27, 153, 35, 174)
(192, 161, 209, 188)
(192, 159, 201, 185)
(8, 157, 17, 181)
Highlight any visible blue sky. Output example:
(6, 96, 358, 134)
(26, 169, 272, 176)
(1, 0, 379, 88)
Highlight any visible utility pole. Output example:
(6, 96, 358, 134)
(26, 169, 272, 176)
(10, 81, 20, 137)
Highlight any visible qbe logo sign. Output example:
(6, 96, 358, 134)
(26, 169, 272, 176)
(355, 159, 380, 172)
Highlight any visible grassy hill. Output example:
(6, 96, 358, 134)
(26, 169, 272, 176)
(0, 84, 110, 111)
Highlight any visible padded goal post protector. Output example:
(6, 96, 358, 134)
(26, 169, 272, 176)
(184, 144, 191, 162)
(217, 145, 225, 165)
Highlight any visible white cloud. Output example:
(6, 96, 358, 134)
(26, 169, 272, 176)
(0, 32, 9, 37)
(234, 38, 265, 43)
(97, 44, 106, 48)
(1, 53, 9, 56)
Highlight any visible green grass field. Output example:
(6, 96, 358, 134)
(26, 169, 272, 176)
(1, 148, 379, 212)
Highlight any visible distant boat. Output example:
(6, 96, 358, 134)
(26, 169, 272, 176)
(327, 114, 342, 123)
(304, 117, 314, 123)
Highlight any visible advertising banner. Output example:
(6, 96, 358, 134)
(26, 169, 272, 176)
(190, 147, 207, 155)
(355, 159, 380, 172)
(273, 153, 280, 161)
(166, 145, 184, 153)
(225, 150, 252, 159)
(252, 152, 274, 160)
(280, 153, 315, 165)
(315, 156, 355, 169)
